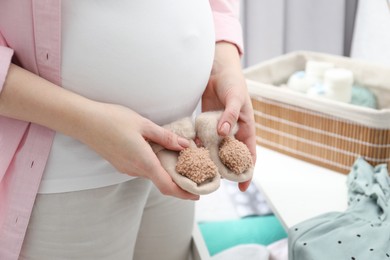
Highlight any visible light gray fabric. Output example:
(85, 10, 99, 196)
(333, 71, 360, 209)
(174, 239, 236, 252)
(20, 178, 195, 260)
(288, 157, 390, 260)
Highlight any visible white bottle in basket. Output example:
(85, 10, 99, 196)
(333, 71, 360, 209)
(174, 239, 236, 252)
(305, 60, 334, 87)
(323, 68, 354, 103)
(287, 60, 334, 93)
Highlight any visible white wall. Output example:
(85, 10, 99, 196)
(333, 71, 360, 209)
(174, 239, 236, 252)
(241, 0, 358, 67)
(241, 0, 285, 67)
(350, 0, 390, 66)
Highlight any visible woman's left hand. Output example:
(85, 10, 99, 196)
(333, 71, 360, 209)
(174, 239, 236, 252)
(202, 41, 256, 192)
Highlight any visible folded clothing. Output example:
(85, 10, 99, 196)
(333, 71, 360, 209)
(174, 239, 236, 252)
(199, 215, 287, 256)
(288, 157, 390, 260)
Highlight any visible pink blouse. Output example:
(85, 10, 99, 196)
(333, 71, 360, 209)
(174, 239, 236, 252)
(0, 0, 243, 258)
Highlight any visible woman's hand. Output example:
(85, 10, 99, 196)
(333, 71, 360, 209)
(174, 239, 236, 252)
(82, 103, 200, 200)
(0, 64, 199, 200)
(202, 42, 256, 192)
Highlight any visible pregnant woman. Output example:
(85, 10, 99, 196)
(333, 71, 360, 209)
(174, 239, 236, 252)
(0, 1, 256, 259)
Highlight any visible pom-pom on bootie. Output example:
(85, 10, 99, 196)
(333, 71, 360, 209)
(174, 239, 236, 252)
(151, 117, 220, 195)
(218, 136, 253, 175)
(195, 111, 254, 182)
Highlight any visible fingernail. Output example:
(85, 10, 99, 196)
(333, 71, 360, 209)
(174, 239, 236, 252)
(220, 122, 230, 136)
(178, 137, 190, 148)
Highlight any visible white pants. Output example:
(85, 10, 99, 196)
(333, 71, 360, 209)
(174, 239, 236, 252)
(20, 178, 195, 260)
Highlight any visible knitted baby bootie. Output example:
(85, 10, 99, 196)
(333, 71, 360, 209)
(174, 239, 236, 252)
(195, 111, 254, 182)
(151, 117, 220, 195)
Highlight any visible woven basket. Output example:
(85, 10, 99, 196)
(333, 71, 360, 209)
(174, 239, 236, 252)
(245, 51, 390, 174)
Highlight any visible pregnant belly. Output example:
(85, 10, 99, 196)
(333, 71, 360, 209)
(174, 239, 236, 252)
(61, 0, 215, 124)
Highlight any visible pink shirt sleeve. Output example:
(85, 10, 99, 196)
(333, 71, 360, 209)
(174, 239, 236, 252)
(209, 0, 244, 54)
(0, 32, 14, 93)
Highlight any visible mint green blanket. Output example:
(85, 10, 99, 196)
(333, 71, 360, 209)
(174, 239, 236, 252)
(199, 215, 287, 256)
(289, 157, 390, 259)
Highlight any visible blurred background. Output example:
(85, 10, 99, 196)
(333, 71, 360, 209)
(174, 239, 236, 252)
(240, 0, 390, 67)
(194, 1, 390, 259)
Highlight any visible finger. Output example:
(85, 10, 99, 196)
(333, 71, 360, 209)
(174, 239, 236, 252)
(136, 140, 198, 200)
(143, 121, 189, 151)
(233, 125, 256, 164)
(235, 102, 257, 164)
(236, 124, 257, 164)
(238, 179, 252, 192)
(149, 163, 200, 200)
(217, 96, 241, 136)
(249, 140, 257, 164)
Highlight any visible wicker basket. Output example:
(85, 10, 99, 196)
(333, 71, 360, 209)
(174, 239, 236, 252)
(245, 51, 390, 174)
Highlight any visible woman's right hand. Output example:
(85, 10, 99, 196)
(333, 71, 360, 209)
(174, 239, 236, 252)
(0, 64, 199, 200)
(81, 103, 200, 200)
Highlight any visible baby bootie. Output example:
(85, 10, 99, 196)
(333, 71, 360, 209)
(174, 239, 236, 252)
(151, 117, 221, 195)
(195, 111, 254, 182)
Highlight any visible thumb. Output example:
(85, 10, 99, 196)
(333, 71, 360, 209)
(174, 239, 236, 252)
(143, 122, 190, 151)
(218, 98, 241, 136)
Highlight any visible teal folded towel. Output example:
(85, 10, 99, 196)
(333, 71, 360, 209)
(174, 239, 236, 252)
(199, 215, 287, 256)
(351, 85, 378, 109)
